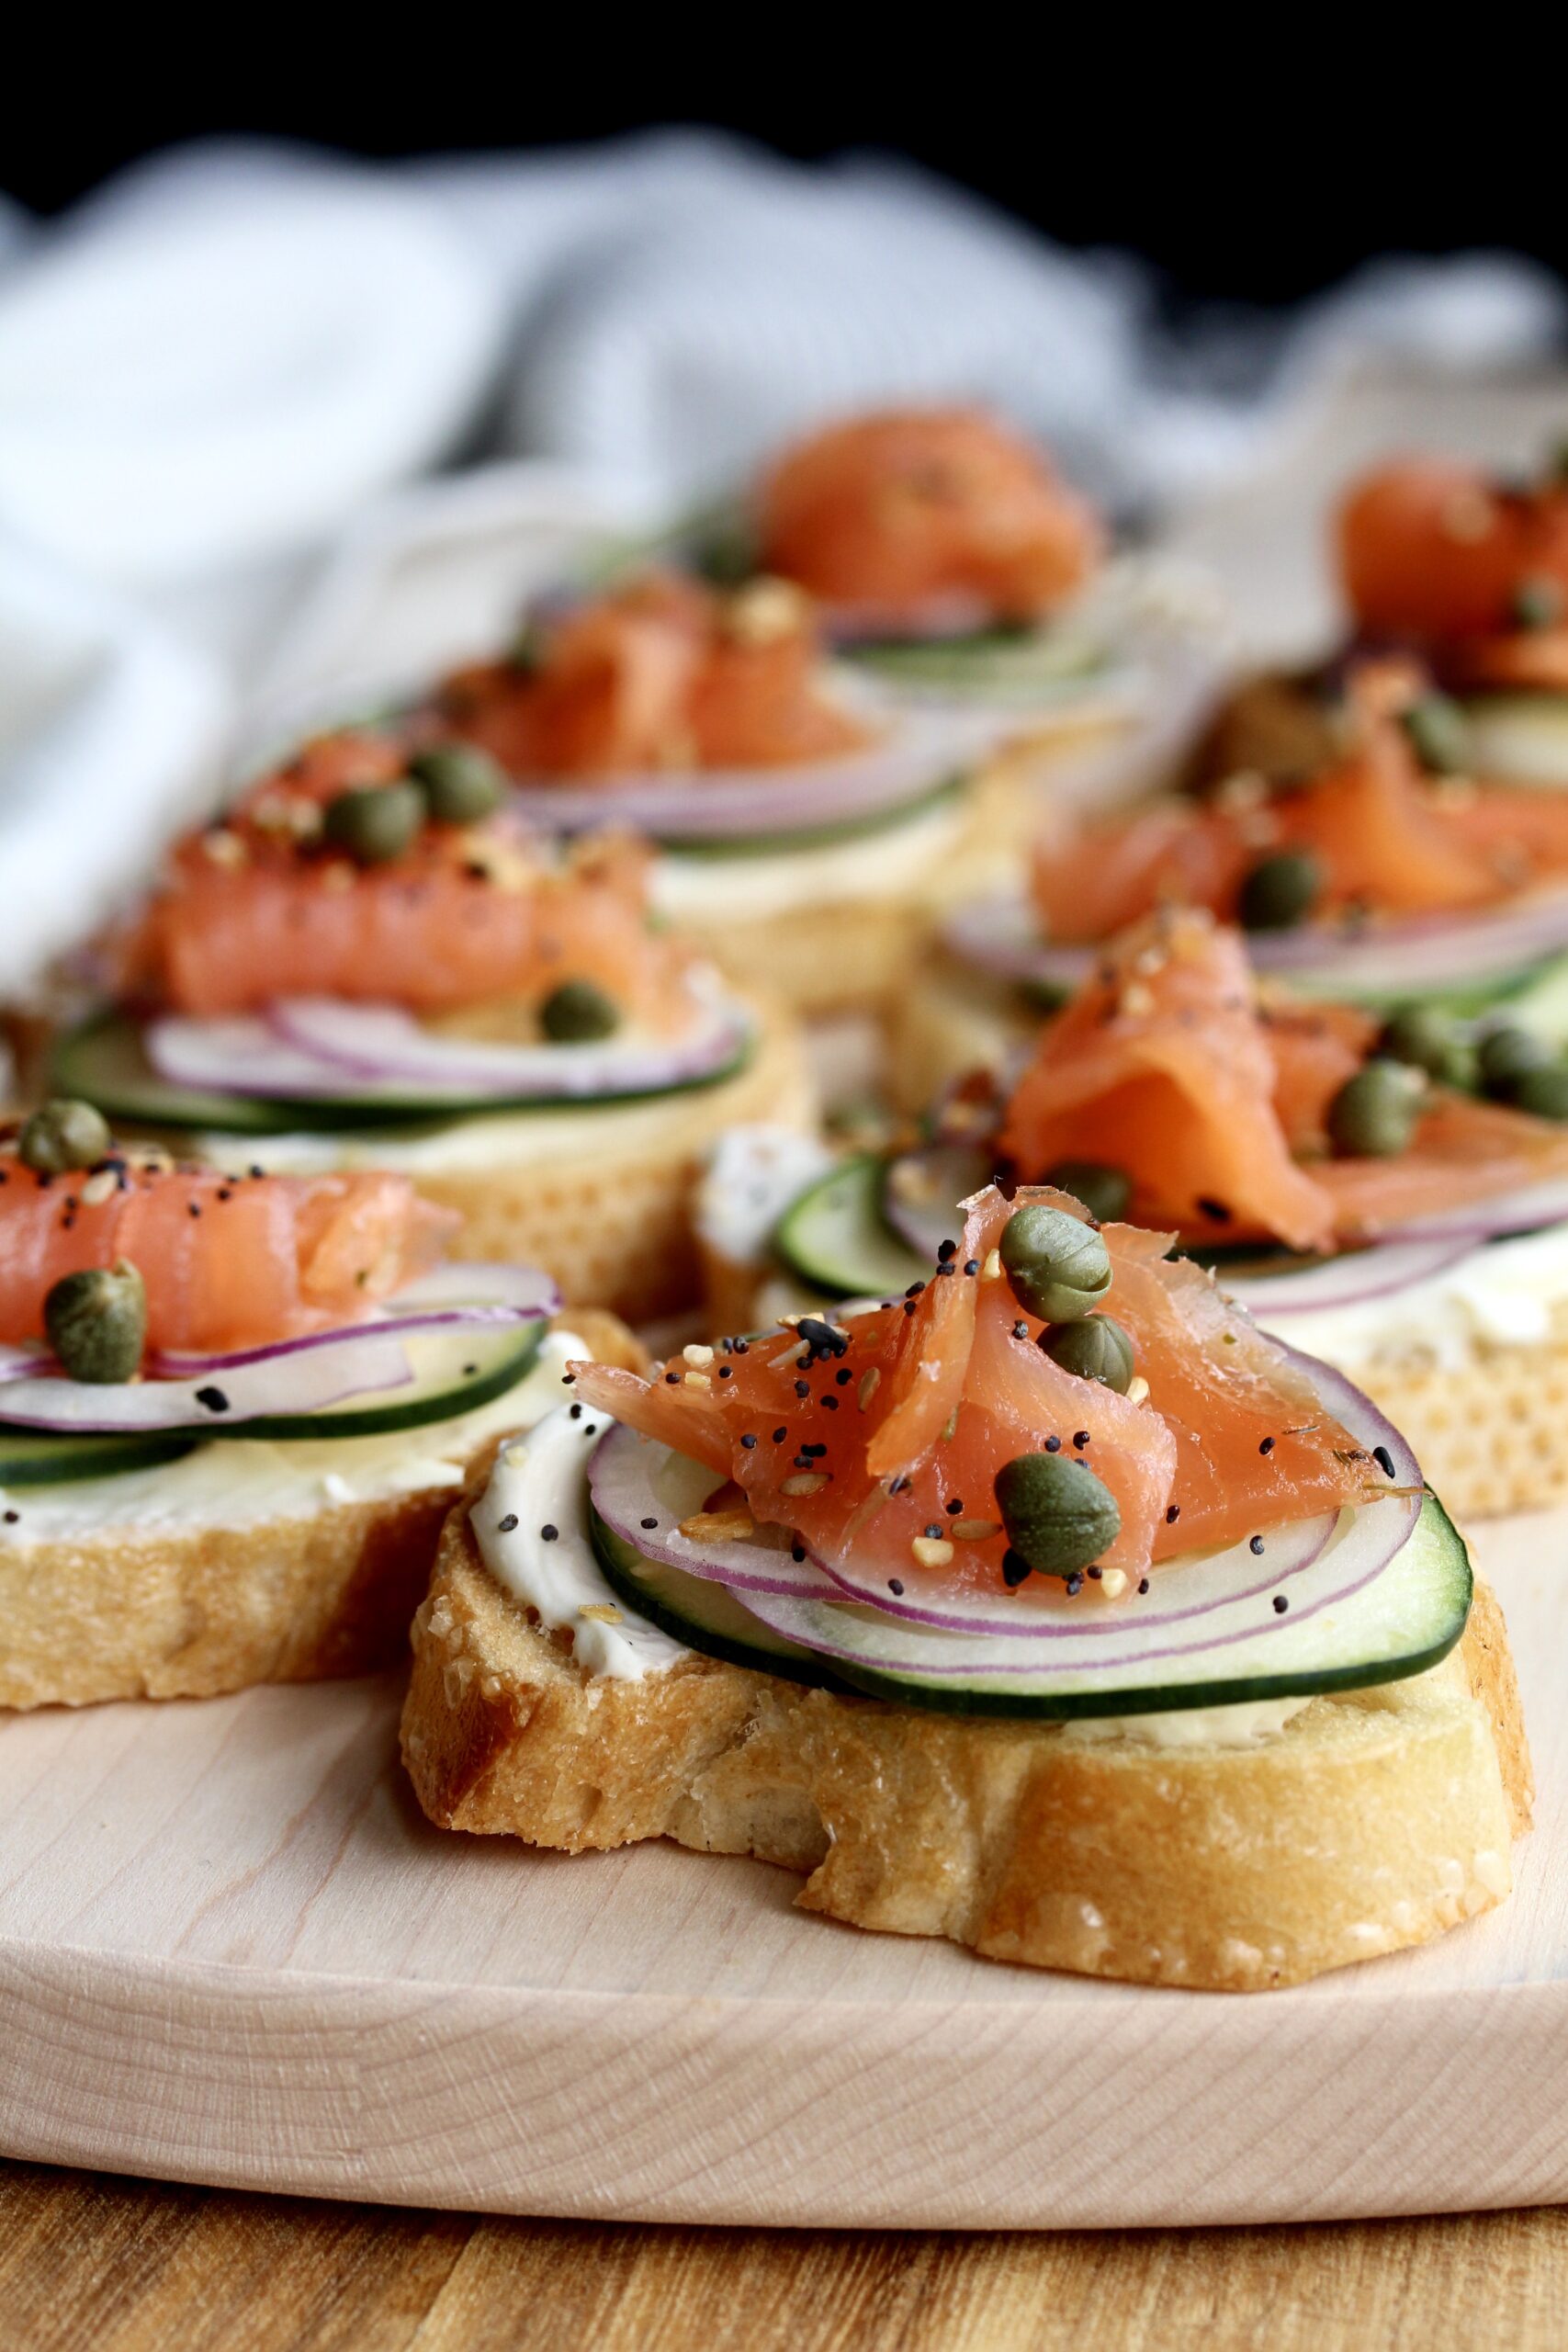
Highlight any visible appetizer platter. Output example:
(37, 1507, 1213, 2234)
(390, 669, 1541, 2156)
(5, 403, 1568, 2232)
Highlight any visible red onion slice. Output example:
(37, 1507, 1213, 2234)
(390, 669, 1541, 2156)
(0, 1263, 557, 1431)
(0, 1330, 415, 1433)
(503, 705, 984, 843)
(147, 1261, 557, 1376)
(732, 1481, 1419, 1686)
(1347, 1181, 1568, 1250)
(945, 887, 1568, 995)
(145, 989, 751, 1106)
(1224, 1238, 1477, 1318)
(589, 1423, 841, 1602)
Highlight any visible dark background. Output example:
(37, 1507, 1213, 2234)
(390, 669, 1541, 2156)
(6, 51, 1561, 315)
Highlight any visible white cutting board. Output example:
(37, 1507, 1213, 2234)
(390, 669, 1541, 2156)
(1, 1510, 1564, 2231)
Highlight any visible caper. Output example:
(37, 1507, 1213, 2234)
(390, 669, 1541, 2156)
(1017, 976, 1072, 1015)
(1512, 1062, 1568, 1122)
(995, 1451, 1122, 1581)
(17, 1099, 111, 1176)
(1400, 694, 1471, 775)
(1037, 1313, 1135, 1393)
(408, 742, 507, 825)
(1042, 1160, 1132, 1225)
(998, 1204, 1112, 1324)
(1430, 1037, 1480, 1094)
(540, 978, 620, 1043)
(321, 780, 424, 865)
(1478, 1024, 1554, 1100)
(1378, 1002, 1474, 1083)
(1513, 575, 1564, 632)
(43, 1259, 146, 1385)
(1237, 849, 1323, 933)
(1326, 1058, 1427, 1159)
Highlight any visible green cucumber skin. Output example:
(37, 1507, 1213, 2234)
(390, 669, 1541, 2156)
(0, 1429, 202, 1487)
(653, 776, 964, 859)
(0, 1324, 547, 1483)
(772, 1155, 929, 1301)
(51, 1010, 752, 1136)
(587, 1494, 1471, 1724)
(590, 1510, 850, 1690)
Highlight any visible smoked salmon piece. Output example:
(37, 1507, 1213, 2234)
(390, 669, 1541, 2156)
(1338, 458, 1568, 660)
(439, 569, 870, 776)
(998, 908, 1568, 1251)
(1000, 912, 1347, 1250)
(1032, 662, 1568, 940)
(126, 765, 700, 1024)
(757, 407, 1103, 626)
(573, 1184, 1373, 1585)
(0, 1148, 453, 1355)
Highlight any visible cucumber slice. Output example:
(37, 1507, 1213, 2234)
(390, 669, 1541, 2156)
(0, 1320, 546, 1474)
(1459, 693, 1568, 789)
(219, 1317, 547, 1441)
(590, 1510, 842, 1687)
(773, 1155, 929, 1300)
(51, 1008, 750, 1136)
(1484, 947, 1568, 1044)
(0, 1426, 201, 1487)
(590, 1496, 1471, 1721)
(654, 775, 962, 858)
(843, 628, 1110, 698)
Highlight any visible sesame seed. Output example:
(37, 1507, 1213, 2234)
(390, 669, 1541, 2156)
(1166, 1503, 1180, 1523)
(497, 1514, 519, 1533)
(964, 1260, 979, 1276)
(1012, 1321, 1030, 1340)
(773, 1427, 787, 1443)
(1065, 1573, 1084, 1597)
(1137, 1577, 1150, 1595)
(1044, 1434, 1062, 1453)
(923, 1521, 943, 1540)
(570, 1402, 582, 1419)
(195, 1386, 229, 1414)
(911, 1535, 954, 1568)
(540, 1525, 558, 1543)
(1249, 1535, 1266, 1555)
(794, 1380, 810, 1397)
(1073, 1430, 1090, 1449)
(640, 1517, 658, 1530)
(1372, 1444, 1395, 1478)
(938, 1239, 957, 1261)
(1258, 1435, 1275, 1455)
(740, 1433, 758, 1450)
(836, 1367, 853, 1385)
(1273, 1594, 1289, 1613)
(945, 1498, 964, 1514)
(888, 1577, 905, 1595)
(1100, 1567, 1128, 1598)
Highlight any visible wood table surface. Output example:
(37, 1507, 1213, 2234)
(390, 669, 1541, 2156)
(3, 2161, 1564, 2350)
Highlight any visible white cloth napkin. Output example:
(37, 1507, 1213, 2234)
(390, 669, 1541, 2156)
(0, 130, 1562, 1005)
(0, 544, 229, 1000)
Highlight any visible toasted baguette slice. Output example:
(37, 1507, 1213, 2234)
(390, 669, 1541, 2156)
(401, 1498, 1531, 1993)
(0, 1310, 642, 1712)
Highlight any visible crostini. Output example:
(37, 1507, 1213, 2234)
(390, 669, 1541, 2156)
(48, 738, 813, 1323)
(913, 659, 1568, 1104)
(402, 1184, 1529, 1992)
(720, 903, 1568, 1521)
(0, 1101, 639, 1707)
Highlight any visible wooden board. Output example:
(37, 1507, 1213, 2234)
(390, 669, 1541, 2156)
(2, 1510, 1565, 2233)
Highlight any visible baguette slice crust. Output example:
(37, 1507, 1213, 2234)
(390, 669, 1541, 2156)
(401, 1498, 1531, 1993)
(0, 1309, 644, 1712)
